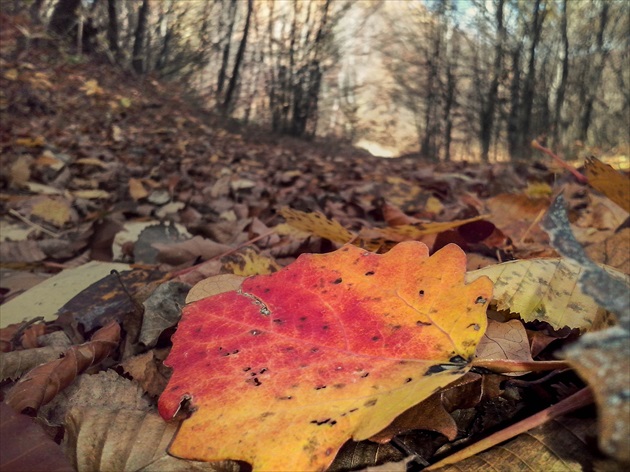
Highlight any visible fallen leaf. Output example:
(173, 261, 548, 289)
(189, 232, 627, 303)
(186, 274, 246, 303)
(221, 247, 281, 276)
(158, 242, 493, 470)
(280, 207, 356, 245)
(139, 281, 190, 348)
(466, 258, 625, 332)
(64, 407, 237, 472)
(0, 403, 75, 472)
(584, 156, 630, 213)
(129, 177, 149, 201)
(476, 319, 533, 364)
(4, 321, 120, 413)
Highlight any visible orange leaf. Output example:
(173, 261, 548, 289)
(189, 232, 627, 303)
(158, 242, 493, 470)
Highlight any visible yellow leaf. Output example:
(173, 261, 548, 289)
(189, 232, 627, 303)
(31, 197, 72, 227)
(280, 207, 355, 245)
(128, 178, 148, 201)
(222, 248, 281, 276)
(4, 69, 18, 80)
(466, 258, 628, 331)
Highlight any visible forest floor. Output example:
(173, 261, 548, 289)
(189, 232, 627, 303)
(1, 13, 629, 472)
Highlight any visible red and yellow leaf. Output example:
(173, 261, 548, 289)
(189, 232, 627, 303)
(158, 242, 493, 470)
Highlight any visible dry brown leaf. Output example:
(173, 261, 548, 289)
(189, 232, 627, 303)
(119, 351, 170, 398)
(139, 281, 190, 348)
(4, 321, 120, 413)
(153, 235, 232, 265)
(0, 403, 75, 472)
(128, 177, 149, 200)
(64, 407, 238, 472)
(476, 319, 534, 363)
(584, 156, 630, 213)
(186, 273, 246, 303)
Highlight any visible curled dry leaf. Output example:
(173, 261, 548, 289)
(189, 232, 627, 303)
(1, 346, 68, 381)
(4, 321, 120, 413)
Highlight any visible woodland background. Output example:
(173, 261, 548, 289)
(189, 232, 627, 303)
(3, 0, 629, 162)
(0, 1, 629, 471)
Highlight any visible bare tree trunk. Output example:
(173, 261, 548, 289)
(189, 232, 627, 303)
(106, 0, 120, 59)
(518, 0, 545, 159)
(479, 0, 505, 162)
(507, 45, 521, 158)
(222, 0, 253, 114)
(217, 0, 237, 97)
(551, 0, 569, 149)
(30, 0, 46, 24)
(132, 0, 150, 74)
(578, 1, 609, 142)
(49, 0, 81, 38)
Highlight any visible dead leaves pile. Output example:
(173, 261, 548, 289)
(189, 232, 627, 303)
(1, 24, 630, 472)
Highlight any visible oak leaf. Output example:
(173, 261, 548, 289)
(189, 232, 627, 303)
(158, 242, 493, 470)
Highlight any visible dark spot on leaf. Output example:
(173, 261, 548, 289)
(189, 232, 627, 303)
(260, 368, 268, 374)
(247, 378, 262, 386)
(250, 330, 261, 336)
(218, 347, 224, 351)
(250, 373, 256, 377)
(333, 383, 345, 389)
(360, 372, 369, 378)
(232, 350, 239, 355)
(194, 327, 201, 333)
(264, 288, 270, 293)
(311, 347, 319, 353)
(273, 319, 283, 324)
(243, 367, 251, 371)
(300, 316, 307, 321)
(330, 421, 337, 426)
(365, 271, 375, 276)
(332, 278, 342, 284)
(416, 320, 431, 326)
(322, 325, 329, 330)
(279, 396, 292, 400)
(349, 408, 358, 413)
(468, 323, 481, 331)
(371, 336, 380, 341)
(391, 324, 401, 330)
(261, 412, 274, 418)
(310, 418, 331, 425)
(405, 378, 413, 383)
(315, 385, 327, 390)
(450, 355, 466, 364)
(419, 290, 425, 296)
(426, 365, 447, 375)
(364, 399, 377, 407)
(476, 296, 487, 304)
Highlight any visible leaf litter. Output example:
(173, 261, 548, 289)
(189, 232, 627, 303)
(1, 22, 629, 472)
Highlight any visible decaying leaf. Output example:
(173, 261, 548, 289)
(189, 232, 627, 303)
(64, 407, 238, 472)
(139, 281, 190, 348)
(158, 241, 493, 470)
